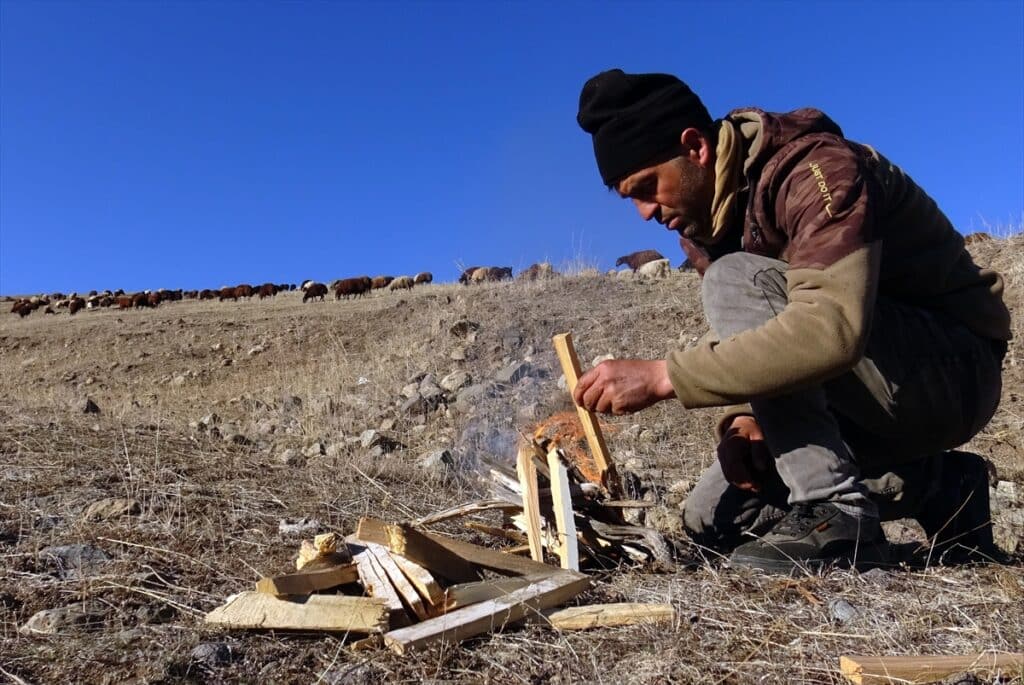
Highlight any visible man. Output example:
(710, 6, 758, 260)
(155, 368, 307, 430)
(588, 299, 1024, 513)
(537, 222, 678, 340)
(574, 69, 1011, 572)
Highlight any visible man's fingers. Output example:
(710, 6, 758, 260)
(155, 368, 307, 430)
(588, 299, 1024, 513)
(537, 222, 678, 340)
(573, 368, 596, 406)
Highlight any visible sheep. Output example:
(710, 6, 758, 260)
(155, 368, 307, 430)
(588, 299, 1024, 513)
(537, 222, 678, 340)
(68, 297, 86, 315)
(470, 266, 513, 283)
(371, 276, 394, 290)
(615, 249, 665, 271)
(414, 272, 433, 284)
(458, 266, 483, 285)
(637, 258, 671, 279)
(389, 276, 415, 291)
(517, 262, 556, 281)
(302, 282, 328, 302)
(334, 277, 372, 299)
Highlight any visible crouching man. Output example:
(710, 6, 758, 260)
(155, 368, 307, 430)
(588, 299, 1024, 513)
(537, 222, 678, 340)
(573, 69, 1011, 572)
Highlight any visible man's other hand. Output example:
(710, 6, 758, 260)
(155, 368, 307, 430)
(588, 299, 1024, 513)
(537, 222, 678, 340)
(573, 359, 676, 415)
(717, 415, 773, 492)
(679, 237, 711, 277)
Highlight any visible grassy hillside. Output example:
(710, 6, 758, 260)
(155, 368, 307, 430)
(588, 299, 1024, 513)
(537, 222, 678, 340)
(1, 236, 1022, 684)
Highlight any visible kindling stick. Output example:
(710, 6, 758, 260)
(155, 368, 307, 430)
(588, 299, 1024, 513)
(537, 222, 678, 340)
(552, 332, 624, 498)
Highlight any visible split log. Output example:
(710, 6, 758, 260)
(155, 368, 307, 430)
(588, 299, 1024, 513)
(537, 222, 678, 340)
(349, 537, 431, 622)
(350, 544, 410, 628)
(204, 591, 388, 634)
(392, 554, 445, 607)
(442, 574, 545, 610)
(839, 652, 1023, 685)
(414, 500, 521, 527)
(383, 572, 590, 654)
(416, 527, 556, 577)
(543, 603, 675, 630)
(547, 448, 580, 571)
(552, 332, 624, 498)
(255, 562, 359, 596)
(517, 445, 545, 562)
(587, 519, 673, 568)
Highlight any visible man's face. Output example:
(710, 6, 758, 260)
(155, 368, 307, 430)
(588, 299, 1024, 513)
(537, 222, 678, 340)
(614, 142, 714, 243)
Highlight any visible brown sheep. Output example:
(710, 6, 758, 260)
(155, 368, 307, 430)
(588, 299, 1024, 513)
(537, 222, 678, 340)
(518, 262, 557, 281)
(233, 284, 254, 299)
(371, 276, 394, 290)
(258, 283, 277, 299)
(13, 302, 32, 317)
(69, 297, 86, 315)
(303, 282, 328, 302)
(615, 249, 665, 271)
(470, 266, 514, 283)
(414, 272, 433, 284)
(334, 277, 372, 300)
(116, 295, 134, 309)
(458, 266, 482, 285)
(44, 306, 56, 315)
(131, 292, 153, 308)
(218, 286, 238, 302)
(199, 289, 217, 300)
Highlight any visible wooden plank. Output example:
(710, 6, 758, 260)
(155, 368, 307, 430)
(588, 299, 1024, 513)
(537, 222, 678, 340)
(551, 332, 624, 498)
(204, 591, 388, 634)
(415, 500, 521, 527)
(442, 574, 547, 610)
(543, 603, 675, 630)
(352, 538, 431, 622)
(391, 554, 445, 607)
(547, 448, 580, 571)
(516, 445, 546, 562)
(350, 544, 409, 628)
(383, 572, 590, 654)
(356, 518, 482, 584)
(418, 528, 559, 577)
(464, 522, 528, 544)
(255, 562, 359, 596)
(839, 652, 1023, 685)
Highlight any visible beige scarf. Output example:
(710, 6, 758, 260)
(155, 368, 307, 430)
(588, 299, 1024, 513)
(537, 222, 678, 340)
(708, 115, 763, 243)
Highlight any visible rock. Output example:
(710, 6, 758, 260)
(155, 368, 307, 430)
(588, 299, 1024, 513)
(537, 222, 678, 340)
(211, 342, 223, 352)
(828, 598, 859, 624)
(645, 506, 684, 536)
(360, 430, 402, 453)
(449, 346, 467, 361)
(278, 517, 321, 537)
(859, 567, 894, 588)
(501, 332, 522, 350)
(82, 497, 141, 521)
(638, 429, 657, 445)
(19, 603, 104, 635)
(79, 397, 100, 414)
(379, 418, 396, 432)
(401, 382, 420, 399)
(449, 320, 480, 338)
(247, 344, 265, 356)
(994, 480, 1018, 504)
(495, 361, 538, 385)
(456, 383, 493, 405)
(418, 373, 437, 389)
(402, 393, 443, 415)
(278, 448, 305, 466)
(665, 479, 694, 507)
(304, 441, 326, 458)
(190, 642, 232, 669)
(591, 353, 615, 368)
(994, 508, 1023, 555)
(440, 371, 472, 393)
(221, 357, 233, 367)
(280, 395, 302, 412)
(637, 258, 671, 279)
(171, 374, 186, 386)
(420, 449, 455, 473)
(325, 442, 346, 458)
(557, 374, 568, 391)
(419, 381, 445, 403)
(39, 544, 110, 579)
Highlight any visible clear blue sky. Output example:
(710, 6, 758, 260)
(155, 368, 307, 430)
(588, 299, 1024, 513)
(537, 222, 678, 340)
(2, 1, 1021, 294)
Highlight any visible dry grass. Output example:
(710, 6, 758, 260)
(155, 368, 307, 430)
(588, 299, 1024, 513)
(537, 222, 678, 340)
(1, 238, 1022, 684)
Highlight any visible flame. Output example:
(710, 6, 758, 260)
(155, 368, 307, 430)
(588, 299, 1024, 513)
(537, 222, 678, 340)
(531, 411, 609, 485)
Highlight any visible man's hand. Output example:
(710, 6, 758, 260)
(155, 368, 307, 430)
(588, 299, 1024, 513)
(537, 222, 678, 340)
(572, 359, 676, 415)
(717, 415, 773, 492)
(679, 237, 711, 277)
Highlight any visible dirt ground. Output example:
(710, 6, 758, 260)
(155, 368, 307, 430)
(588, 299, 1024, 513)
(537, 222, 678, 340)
(2, 237, 1022, 684)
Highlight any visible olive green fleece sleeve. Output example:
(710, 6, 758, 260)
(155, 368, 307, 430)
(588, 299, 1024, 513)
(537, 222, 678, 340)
(666, 243, 881, 409)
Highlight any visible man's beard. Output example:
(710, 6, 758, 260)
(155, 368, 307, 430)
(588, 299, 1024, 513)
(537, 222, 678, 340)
(671, 157, 715, 244)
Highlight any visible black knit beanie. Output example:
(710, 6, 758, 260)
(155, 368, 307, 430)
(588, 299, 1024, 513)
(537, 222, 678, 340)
(577, 69, 713, 186)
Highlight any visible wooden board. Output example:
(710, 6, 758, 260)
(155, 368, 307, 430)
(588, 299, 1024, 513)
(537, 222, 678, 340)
(392, 554, 445, 607)
(839, 652, 1023, 684)
(551, 332, 624, 498)
(204, 591, 388, 634)
(358, 518, 555, 578)
(543, 603, 675, 630)
(414, 500, 522, 527)
(350, 544, 409, 628)
(547, 449, 580, 571)
(516, 445, 545, 562)
(383, 572, 591, 654)
(255, 562, 359, 596)
(441, 574, 548, 611)
(356, 518, 481, 584)
(464, 522, 528, 544)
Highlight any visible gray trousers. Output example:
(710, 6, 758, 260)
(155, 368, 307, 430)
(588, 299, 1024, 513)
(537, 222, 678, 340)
(683, 253, 1005, 551)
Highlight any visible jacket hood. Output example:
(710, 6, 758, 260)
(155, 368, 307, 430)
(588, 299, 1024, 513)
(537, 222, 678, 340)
(725, 107, 844, 177)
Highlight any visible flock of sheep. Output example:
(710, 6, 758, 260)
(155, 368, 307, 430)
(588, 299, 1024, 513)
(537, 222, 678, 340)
(6, 250, 678, 318)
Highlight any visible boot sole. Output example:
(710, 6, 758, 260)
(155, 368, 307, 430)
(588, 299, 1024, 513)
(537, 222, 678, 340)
(728, 549, 891, 574)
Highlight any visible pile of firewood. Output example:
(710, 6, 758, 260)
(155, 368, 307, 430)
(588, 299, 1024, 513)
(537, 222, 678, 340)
(203, 333, 676, 651)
